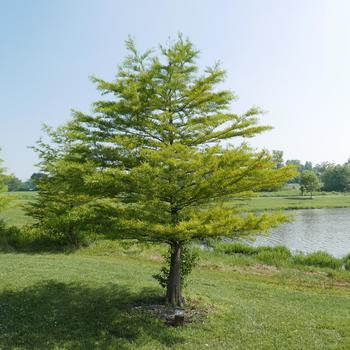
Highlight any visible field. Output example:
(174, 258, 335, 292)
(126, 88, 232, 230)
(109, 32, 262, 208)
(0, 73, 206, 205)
(1, 191, 350, 349)
(1, 244, 350, 349)
(0, 192, 35, 226)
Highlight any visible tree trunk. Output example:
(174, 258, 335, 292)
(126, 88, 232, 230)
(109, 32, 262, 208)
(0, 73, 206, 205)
(166, 242, 184, 307)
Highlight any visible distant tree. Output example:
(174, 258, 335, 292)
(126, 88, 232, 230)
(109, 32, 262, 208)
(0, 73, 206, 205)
(272, 150, 284, 169)
(28, 36, 296, 307)
(3, 175, 23, 192)
(321, 165, 350, 192)
(21, 173, 46, 191)
(313, 162, 331, 178)
(303, 161, 313, 171)
(286, 160, 302, 183)
(30, 172, 45, 185)
(300, 171, 321, 198)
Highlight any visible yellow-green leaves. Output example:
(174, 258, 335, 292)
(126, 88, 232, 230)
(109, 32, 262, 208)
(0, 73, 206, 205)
(30, 36, 296, 245)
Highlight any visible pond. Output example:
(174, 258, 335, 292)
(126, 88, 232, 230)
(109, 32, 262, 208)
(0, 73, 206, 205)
(252, 208, 350, 258)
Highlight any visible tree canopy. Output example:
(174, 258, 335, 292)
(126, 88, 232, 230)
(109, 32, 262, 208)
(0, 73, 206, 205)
(300, 171, 321, 198)
(321, 164, 350, 192)
(29, 36, 295, 306)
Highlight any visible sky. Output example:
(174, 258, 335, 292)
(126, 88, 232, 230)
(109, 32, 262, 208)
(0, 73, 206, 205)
(1, 0, 350, 179)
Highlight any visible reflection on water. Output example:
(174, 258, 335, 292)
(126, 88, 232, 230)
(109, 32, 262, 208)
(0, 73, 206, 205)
(252, 208, 350, 258)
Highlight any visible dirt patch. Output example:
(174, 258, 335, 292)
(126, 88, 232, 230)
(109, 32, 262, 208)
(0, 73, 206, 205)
(134, 298, 215, 326)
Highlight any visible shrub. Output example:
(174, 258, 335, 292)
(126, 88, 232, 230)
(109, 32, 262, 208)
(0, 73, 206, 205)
(255, 246, 292, 266)
(293, 251, 342, 269)
(0, 220, 25, 251)
(214, 242, 257, 255)
(343, 253, 350, 270)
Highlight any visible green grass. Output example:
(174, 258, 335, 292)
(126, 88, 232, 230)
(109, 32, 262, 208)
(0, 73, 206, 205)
(212, 242, 346, 270)
(1, 244, 350, 349)
(0, 192, 36, 226)
(1, 190, 350, 349)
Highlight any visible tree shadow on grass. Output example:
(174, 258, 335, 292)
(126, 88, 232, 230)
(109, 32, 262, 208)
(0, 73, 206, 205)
(0, 281, 184, 350)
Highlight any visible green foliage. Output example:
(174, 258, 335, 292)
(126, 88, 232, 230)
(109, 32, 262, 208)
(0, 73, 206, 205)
(255, 246, 292, 266)
(214, 241, 257, 255)
(153, 244, 199, 289)
(0, 222, 54, 252)
(28, 36, 296, 305)
(214, 242, 292, 266)
(343, 253, 350, 270)
(272, 150, 284, 169)
(293, 251, 342, 270)
(30, 36, 295, 245)
(0, 220, 21, 251)
(300, 171, 321, 198)
(321, 164, 350, 192)
(213, 242, 346, 270)
(2, 173, 41, 192)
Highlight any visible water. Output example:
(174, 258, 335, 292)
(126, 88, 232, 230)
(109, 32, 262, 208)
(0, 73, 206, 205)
(252, 208, 350, 258)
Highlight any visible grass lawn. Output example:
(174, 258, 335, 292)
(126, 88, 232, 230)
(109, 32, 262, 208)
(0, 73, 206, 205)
(1, 192, 350, 349)
(0, 192, 36, 226)
(1, 246, 350, 349)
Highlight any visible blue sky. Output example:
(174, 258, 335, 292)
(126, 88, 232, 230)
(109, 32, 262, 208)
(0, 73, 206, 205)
(1, 0, 350, 179)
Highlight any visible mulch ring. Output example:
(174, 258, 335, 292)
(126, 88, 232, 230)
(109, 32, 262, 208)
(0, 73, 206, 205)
(134, 298, 215, 326)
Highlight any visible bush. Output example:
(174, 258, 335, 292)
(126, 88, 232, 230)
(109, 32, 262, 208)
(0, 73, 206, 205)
(213, 242, 293, 267)
(0, 220, 25, 251)
(293, 251, 342, 270)
(0, 221, 82, 253)
(255, 246, 292, 266)
(214, 242, 257, 255)
(343, 253, 350, 270)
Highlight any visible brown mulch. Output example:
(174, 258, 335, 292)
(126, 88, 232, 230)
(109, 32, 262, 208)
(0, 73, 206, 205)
(134, 298, 215, 326)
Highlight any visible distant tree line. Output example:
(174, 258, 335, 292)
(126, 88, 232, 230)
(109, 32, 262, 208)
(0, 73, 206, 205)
(3, 173, 44, 192)
(273, 151, 350, 193)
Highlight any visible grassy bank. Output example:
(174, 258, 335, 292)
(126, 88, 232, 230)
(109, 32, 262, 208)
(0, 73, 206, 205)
(236, 193, 350, 211)
(1, 242, 350, 349)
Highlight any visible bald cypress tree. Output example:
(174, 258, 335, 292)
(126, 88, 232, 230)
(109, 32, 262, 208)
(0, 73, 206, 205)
(30, 36, 295, 307)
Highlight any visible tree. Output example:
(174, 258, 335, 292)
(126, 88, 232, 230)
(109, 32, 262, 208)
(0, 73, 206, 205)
(272, 150, 284, 169)
(303, 161, 313, 171)
(3, 174, 23, 191)
(300, 171, 321, 198)
(29, 36, 295, 307)
(313, 162, 331, 178)
(285, 159, 302, 183)
(321, 164, 350, 192)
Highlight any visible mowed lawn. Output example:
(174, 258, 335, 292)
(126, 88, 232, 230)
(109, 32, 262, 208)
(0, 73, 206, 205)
(0, 248, 350, 350)
(0, 192, 36, 226)
(1, 192, 350, 348)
